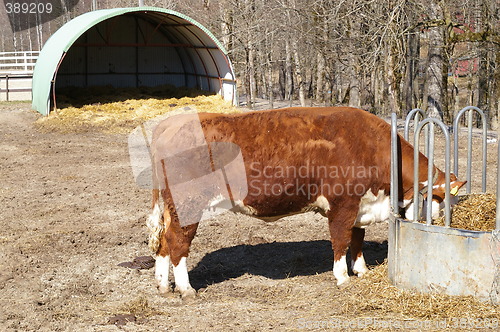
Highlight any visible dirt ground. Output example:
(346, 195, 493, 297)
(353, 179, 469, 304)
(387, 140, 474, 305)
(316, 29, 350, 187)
(0, 102, 498, 331)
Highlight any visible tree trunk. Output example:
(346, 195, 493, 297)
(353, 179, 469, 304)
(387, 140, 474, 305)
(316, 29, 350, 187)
(477, 3, 491, 124)
(285, 39, 293, 106)
(384, 43, 400, 115)
(278, 63, 286, 100)
(403, 31, 420, 113)
(491, 50, 500, 129)
(329, 61, 339, 106)
(292, 39, 306, 107)
(425, 2, 447, 120)
(347, 18, 360, 108)
(220, 5, 233, 52)
(265, 30, 274, 108)
(373, 65, 384, 112)
(267, 61, 274, 109)
(316, 51, 326, 105)
(248, 43, 257, 109)
(315, 16, 329, 105)
(348, 53, 360, 108)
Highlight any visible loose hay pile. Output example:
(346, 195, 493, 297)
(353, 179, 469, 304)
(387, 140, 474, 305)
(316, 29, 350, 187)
(434, 193, 497, 231)
(255, 261, 498, 327)
(35, 85, 241, 134)
(346, 261, 498, 321)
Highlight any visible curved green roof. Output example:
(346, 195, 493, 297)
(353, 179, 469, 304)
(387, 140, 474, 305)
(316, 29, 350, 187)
(32, 7, 234, 115)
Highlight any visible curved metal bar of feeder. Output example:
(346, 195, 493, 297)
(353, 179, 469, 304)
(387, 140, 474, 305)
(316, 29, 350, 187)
(404, 108, 426, 140)
(414, 117, 451, 226)
(453, 106, 487, 193)
(405, 108, 429, 157)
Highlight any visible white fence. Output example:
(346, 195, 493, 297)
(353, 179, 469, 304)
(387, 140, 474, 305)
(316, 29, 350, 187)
(0, 51, 39, 101)
(0, 51, 39, 74)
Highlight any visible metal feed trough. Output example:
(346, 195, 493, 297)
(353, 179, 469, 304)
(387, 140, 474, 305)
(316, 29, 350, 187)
(388, 107, 500, 304)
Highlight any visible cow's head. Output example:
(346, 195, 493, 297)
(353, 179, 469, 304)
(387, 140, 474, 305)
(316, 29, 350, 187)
(404, 173, 466, 220)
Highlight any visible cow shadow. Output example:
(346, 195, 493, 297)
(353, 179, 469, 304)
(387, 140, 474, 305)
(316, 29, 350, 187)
(189, 240, 387, 290)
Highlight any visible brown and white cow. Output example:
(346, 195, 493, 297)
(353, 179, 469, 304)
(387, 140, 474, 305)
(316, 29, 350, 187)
(146, 107, 464, 299)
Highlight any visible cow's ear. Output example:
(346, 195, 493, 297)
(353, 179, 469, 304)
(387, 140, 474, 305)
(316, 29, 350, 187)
(450, 180, 466, 196)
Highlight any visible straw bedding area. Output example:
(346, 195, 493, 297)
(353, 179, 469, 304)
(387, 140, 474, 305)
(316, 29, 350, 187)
(344, 261, 498, 321)
(35, 85, 241, 134)
(434, 193, 497, 231)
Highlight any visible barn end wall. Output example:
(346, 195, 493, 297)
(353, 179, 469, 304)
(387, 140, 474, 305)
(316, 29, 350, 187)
(32, 7, 236, 116)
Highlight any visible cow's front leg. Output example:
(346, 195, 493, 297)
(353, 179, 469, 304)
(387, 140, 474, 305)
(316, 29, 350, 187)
(327, 214, 352, 285)
(333, 249, 349, 286)
(350, 227, 369, 277)
(327, 200, 360, 287)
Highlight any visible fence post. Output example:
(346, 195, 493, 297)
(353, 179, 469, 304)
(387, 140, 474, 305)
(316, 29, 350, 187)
(5, 74, 9, 102)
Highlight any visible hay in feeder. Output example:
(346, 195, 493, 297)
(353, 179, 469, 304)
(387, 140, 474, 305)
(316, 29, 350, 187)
(35, 85, 241, 134)
(434, 193, 497, 231)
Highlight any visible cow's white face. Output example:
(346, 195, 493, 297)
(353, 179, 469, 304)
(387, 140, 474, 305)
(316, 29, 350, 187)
(403, 177, 465, 221)
(404, 194, 460, 221)
(404, 199, 440, 221)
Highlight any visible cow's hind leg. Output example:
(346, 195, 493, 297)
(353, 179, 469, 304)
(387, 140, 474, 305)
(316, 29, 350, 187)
(151, 207, 172, 296)
(327, 200, 359, 287)
(173, 256, 196, 299)
(350, 227, 369, 277)
(147, 203, 171, 295)
(155, 254, 171, 295)
(165, 220, 199, 299)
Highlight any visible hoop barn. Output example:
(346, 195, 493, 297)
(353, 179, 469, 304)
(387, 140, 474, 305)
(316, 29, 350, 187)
(32, 7, 236, 116)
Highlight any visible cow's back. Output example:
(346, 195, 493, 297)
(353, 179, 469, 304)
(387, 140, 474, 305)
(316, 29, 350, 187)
(196, 107, 392, 217)
(199, 107, 391, 160)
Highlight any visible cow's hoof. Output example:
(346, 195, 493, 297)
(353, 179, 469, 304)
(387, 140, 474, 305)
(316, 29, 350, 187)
(179, 287, 197, 301)
(158, 286, 174, 298)
(352, 266, 369, 278)
(354, 270, 368, 278)
(159, 291, 171, 298)
(336, 277, 351, 289)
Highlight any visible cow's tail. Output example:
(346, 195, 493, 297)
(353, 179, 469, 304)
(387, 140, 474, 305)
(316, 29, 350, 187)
(146, 189, 163, 253)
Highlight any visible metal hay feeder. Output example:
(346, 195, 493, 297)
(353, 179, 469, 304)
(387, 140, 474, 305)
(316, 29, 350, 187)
(388, 108, 499, 303)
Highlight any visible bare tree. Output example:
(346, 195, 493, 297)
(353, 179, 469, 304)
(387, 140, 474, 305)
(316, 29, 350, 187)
(423, 1, 447, 120)
(0, 0, 497, 122)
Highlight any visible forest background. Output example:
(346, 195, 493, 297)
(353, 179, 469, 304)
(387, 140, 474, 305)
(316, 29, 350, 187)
(1, 0, 499, 125)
